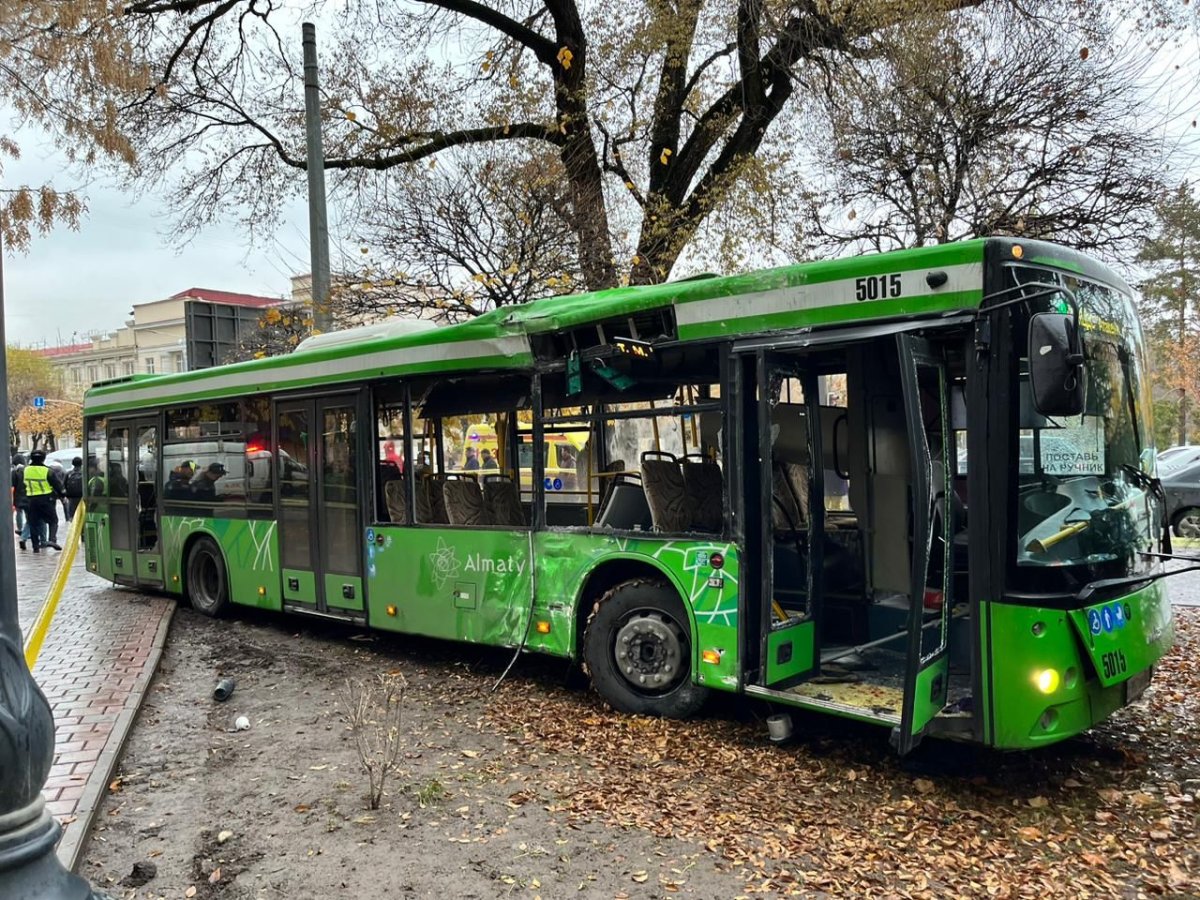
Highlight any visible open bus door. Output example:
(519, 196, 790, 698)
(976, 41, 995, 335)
(758, 353, 824, 687)
(895, 334, 954, 752)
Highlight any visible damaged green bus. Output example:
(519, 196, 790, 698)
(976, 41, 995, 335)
(82, 237, 1178, 752)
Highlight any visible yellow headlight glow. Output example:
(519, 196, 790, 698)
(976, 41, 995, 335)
(1035, 668, 1060, 694)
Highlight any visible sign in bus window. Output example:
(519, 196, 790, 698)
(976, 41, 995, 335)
(1038, 416, 1105, 476)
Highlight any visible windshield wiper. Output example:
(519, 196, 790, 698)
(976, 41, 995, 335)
(1076, 553, 1200, 603)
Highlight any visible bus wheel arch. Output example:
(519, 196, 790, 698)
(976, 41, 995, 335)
(184, 533, 230, 617)
(1172, 507, 1200, 539)
(581, 575, 709, 718)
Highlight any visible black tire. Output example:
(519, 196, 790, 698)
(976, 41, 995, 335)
(186, 537, 229, 617)
(1173, 508, 1200, 540)
(582, 579, 709, 717)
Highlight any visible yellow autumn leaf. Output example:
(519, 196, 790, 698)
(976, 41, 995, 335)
(345, 110, 356, 122)
(659, 147, 672, 165)
(557, 47, 573, 69)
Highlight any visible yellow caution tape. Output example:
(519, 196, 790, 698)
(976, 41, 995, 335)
(23, 500, 86, 670)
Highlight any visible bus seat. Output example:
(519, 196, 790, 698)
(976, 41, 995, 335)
(641, 451, 690, 532)
(594, 459, 625, 506)
(595, 476, 653, 531)
(384, 479, 409, 525)
(443, 476, 487, 526)
(483, 474, 525, 527)
(682, 454, 723, 532)
(416, 475, 449, 524)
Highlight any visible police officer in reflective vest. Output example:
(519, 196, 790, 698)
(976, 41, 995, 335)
(23, 449, 63, 552)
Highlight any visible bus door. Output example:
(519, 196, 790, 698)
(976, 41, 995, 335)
(895, 335, 953, 752)
(132, 418, 163, 586)
(105, 420, 134, 582)
(275, 394, 366, 620)
(759, 354, 824, 687)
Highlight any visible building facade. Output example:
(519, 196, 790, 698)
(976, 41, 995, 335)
(44, 288, 287, 397)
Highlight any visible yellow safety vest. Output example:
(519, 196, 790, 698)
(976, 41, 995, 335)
(23, 464, 53, 497)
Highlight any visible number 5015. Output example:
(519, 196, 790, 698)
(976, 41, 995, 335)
(855, 274, 902, 301)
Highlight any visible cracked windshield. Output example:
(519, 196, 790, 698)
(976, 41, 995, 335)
(1012, 268, 1158, 577)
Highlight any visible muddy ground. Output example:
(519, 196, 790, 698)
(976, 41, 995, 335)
(80, 594, 1200, 899)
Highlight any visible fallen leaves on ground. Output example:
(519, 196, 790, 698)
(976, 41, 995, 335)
(477, 608, 1200, 898)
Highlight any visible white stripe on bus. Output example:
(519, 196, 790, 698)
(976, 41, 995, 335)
(674, 262, 983, 328)
(85, 334, 531, 411)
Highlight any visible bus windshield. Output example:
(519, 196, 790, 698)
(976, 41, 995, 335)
(1009, 266, 1159, 585)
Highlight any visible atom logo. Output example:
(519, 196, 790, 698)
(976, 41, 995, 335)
(428, 537, 462, 588)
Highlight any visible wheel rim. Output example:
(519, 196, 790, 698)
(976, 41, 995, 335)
(192, 550, 221, 609)
(1179, 513, 1200, 539)
(612, 610, 688, 695)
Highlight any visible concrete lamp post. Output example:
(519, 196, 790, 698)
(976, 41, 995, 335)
(0, 232, 109, 898)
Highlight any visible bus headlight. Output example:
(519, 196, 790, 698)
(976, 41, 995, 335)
(1034, 668, 1060, 694)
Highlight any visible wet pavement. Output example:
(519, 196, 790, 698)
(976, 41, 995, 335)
(1167, 561, 1200, 606)
(16, 520, 174, 870)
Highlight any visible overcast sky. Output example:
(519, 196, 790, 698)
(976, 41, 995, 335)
(1, 122, 315, 349)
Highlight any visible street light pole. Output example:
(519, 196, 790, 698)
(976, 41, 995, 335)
(302, 22, 332, 336)
(0, 223, 108, 898)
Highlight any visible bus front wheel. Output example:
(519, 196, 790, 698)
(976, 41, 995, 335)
(583, 579, 708, 718)
(186, 537, 229, 617)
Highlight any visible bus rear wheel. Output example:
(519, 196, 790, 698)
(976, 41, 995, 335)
(186, 537, 229, 617)
(583, 579, 708, 718)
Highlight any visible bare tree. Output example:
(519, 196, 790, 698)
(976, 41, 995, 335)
(348, 147, 582, 320)
(109, 0, 1048, 289)
(799, 7, 1175, 257)
(341, 673, 406, 811)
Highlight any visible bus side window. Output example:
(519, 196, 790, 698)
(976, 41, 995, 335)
(374, 395, 406, 523)
(244, 398, 273, 510)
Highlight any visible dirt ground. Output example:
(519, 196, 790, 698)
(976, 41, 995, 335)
(79, 592, 1200, 899)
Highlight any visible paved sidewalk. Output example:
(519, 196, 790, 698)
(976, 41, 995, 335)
(18, 538, 174, 869)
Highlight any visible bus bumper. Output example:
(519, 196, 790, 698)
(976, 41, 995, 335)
(987, 580, 1173, 749)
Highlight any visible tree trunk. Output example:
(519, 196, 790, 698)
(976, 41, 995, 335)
(1181, 391, 1189, 448)
(550, 2, 617, 292)
(561, 131, 617, 291)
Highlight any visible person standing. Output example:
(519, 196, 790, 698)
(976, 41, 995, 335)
(23, 450, 63, 552)
(46, 460, 66, 547)
(11, 454, 28, 547)
(64, 457, 85, 520)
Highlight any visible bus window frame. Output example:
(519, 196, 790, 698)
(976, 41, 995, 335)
(537, 391, 729, 537)
(386, 373, 536, 531)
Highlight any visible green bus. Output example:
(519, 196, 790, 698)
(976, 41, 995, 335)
(82, 238, 1178, 752)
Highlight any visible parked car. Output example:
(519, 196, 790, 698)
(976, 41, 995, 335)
(1162, 459, 1200, 538)
(1157, 445, 1200, 479)
(44, 447, 83, 472)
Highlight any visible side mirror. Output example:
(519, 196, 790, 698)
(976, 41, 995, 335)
(1028, 312, 1085, 416)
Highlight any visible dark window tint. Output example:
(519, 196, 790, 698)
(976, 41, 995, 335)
(244, 398, 273, 509)
(166, 403, 240, 441)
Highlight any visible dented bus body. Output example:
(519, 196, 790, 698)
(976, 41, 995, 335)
(82, 238, 1173, 751)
